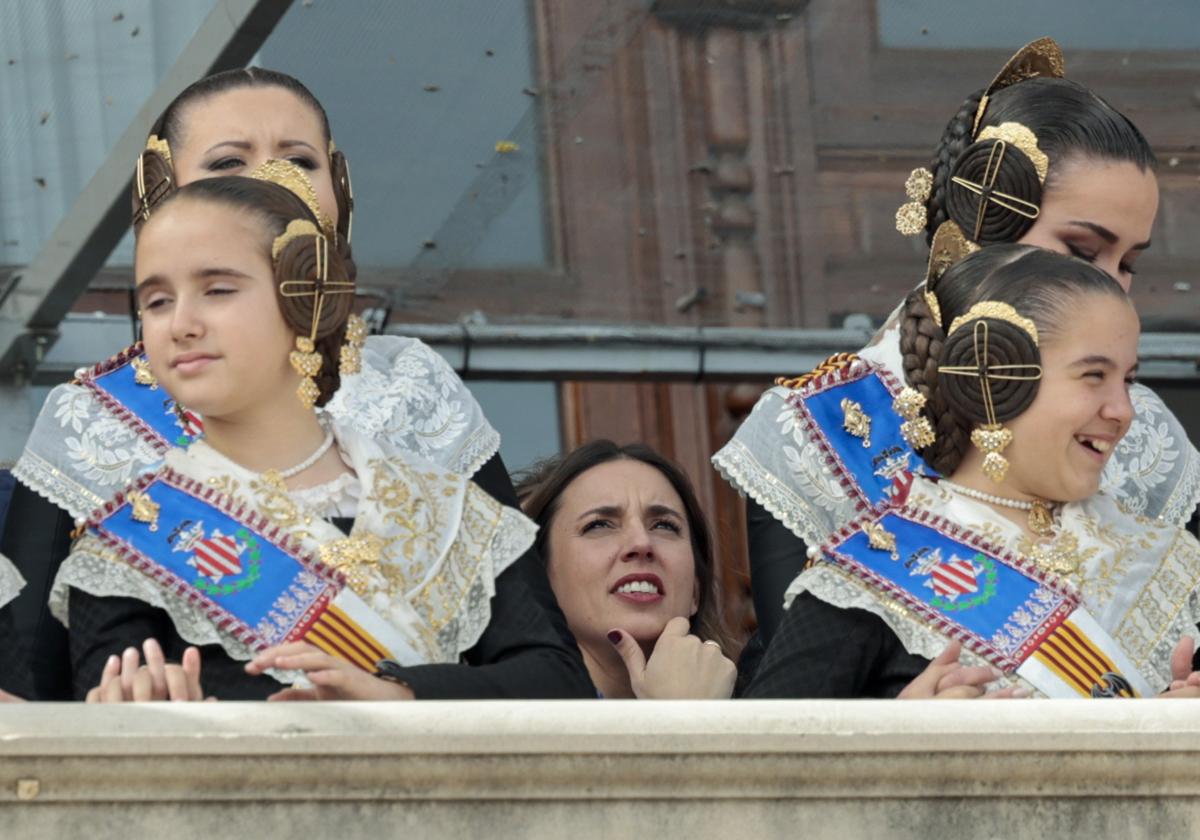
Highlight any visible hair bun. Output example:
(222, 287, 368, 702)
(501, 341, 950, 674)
(937, 316, 1041, 426)
(945, 139, 1042, 245)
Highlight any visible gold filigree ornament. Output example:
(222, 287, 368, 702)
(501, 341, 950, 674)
(1024, 530, 1084, 579)
(977, 122, 1049, 183)
(135, 134, 174, 223)
(893, 387, 936, 450)
(972, 37, 1066, 136)
(924, 221, 979, 326)
(971, 424, 1014, 483)
(946, 301, 1039, 345)
(895, 167, 934, 237)
(863, 521, 900, 561)
(249, 159, 336, 236)
(1027, 500, 1055, 537)
(841, 397, 872, 448)
(131, 355, 158, 389)
(339, 313, 368, 377)
(126, 490, 160, 532)
(319, 533, 386, 596)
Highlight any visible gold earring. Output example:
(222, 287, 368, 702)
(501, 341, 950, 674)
(290, 336, 323, 409)
(893, 387, 936, 450)
(971, 423, 1013, 483)
(895, 167, 933, 237)
(339, 314, 367, 376)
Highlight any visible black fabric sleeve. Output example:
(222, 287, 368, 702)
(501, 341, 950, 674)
(381, 453, 594, 699)
(0, 482, 75, 700)
(745, 497, 808, 646)
(67, 591, 279, 700)
(743, 591, 928, 698)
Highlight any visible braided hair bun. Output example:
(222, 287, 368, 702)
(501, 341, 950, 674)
(945, 139, 1043, 245)
(937, 311, 1041, 427)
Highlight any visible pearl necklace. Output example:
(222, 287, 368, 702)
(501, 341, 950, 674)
(276, 429, 335, 479)
(940, 479, 1056, 536)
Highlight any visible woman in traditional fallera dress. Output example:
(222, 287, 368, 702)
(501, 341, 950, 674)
(2, 68, 577, 699)
(744, 244, 1200, 699)
(716, 38, 1200, 663)
(49, 174, 591, 701)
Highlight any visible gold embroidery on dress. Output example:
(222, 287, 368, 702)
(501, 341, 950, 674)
(319, 533, 388, 596)
(1019, 530, 1096, 581)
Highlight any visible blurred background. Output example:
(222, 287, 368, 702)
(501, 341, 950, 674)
(2, 0, 1198, 637)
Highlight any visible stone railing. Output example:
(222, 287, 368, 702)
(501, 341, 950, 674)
(3, 700, 1199, 838)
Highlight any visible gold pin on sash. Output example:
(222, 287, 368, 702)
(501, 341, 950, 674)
(841, 398, 872, 448)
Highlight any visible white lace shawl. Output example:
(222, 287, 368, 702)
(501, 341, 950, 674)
(0, 553, 24, 609)
(713, 326, 1200, 548)
(13, 334, 500, 522)
(786, 477, 1200, 696)
(48, 419, 535, 679)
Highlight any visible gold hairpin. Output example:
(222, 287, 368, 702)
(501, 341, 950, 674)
(946, 301, 1039, 346)
(977, 122, 1049, 182)
(949, 140, 1041, 241)
(972, 37, 1066, 136)
(249, 158, 336, 236)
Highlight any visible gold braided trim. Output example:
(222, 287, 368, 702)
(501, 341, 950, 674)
(775, 352, 858, 390)
(947, 301, 1039, 346)
(977, 122, 1049, 182)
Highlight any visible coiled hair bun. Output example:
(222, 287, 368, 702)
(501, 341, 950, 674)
(945, 140, 1042, 245)
(937, 314, 1041, 426)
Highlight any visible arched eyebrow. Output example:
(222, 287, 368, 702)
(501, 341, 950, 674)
(203, 140, 252, 155)
(1067, 220, 1151, 251)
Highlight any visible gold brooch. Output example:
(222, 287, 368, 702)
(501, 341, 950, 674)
(863, 521, 899, 560)
(127, 490, 160, 532)
(841, 398, 872, 448)
(893, 387, 936, 450)
(131, 356, 158, 389)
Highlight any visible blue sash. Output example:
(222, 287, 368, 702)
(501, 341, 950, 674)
(79, 343, 201, 453)
(786, 362, 931, 511)
(820, 504, 1078, 671)
(87, 468, 339, 649)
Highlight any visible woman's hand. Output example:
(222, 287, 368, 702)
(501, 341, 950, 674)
(1159, 637, 1200, 698)
(609, 616, 736, 699)
(898, 640, 1028, 699)
(245, 642, 415, 701)
(84, 638, 207, 702)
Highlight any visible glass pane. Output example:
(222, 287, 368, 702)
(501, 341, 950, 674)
(0, 0, 215, 266)
(468, 380, 561, 472)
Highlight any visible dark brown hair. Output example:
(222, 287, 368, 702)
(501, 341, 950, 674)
(132, 68, 352, 244)
(900, 244, 1129, 476)
(925, 77, 1156, 247)
(141, 176, 355, 406)
(516, 440, 733, 653)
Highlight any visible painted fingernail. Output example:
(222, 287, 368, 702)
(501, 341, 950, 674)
(607, 630, 622, 645)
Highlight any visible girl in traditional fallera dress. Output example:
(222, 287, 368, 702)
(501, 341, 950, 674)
(716, 38, 1200, 661)
(57, 175, 592, 701)
(2, 69, 575, 699)
(744, 245, 1200, 699)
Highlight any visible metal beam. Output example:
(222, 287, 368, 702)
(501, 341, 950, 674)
(0, 0, 294, 380)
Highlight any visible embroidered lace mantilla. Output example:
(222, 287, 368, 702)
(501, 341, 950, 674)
(714, 327, 1200, 545)
(50, 420, 535, 677)
(0, 553, 24, 609)
(785, 477, 1200, 695)
(15, 335, 500, 522)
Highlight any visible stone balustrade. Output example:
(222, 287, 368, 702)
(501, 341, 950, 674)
(2, 700, 1198, 838)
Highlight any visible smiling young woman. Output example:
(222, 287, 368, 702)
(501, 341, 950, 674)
(745, 245, 1200, 700)
(716, 38, 1199, 661)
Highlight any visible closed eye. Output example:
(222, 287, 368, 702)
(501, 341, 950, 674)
(206, 287, 237, 297)
(286, 155, 318, 170)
